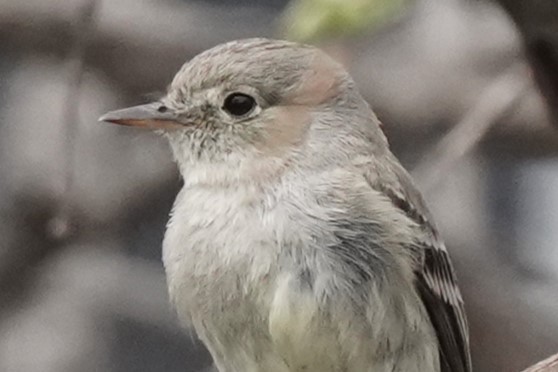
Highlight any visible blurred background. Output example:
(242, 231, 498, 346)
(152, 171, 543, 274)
(1, 0, 558, 371)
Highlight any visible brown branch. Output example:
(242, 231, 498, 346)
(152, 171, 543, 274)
(522, 352, 558, 372)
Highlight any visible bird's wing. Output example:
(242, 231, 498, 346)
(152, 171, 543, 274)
(415, 240, 472, 372)
(364, 162, 472, 372)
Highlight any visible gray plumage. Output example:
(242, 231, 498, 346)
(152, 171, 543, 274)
(100, 38, 471, 372)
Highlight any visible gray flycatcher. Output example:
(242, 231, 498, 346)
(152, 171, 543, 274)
(100, 38, 471, 372)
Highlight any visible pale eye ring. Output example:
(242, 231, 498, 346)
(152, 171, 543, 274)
(222, 93, 257, 117)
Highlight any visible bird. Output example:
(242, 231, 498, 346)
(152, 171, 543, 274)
(99, 38, 471, 372)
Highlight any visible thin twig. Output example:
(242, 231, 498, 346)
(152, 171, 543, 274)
(48, 0, 100, 240)
(412, 63, 530, 192)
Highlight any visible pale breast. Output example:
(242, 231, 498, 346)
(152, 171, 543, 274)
(162, 183, 284, 323)
(162, 182, 300, 371)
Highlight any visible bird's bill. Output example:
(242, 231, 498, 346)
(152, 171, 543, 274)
(98, 102, 182, 129)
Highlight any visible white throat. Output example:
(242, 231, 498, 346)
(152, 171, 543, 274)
(167, 138, 293, 189)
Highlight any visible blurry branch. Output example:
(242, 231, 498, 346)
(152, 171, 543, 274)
(50, 0, 100, 241)
(0, 0, 101, 311)
(494, 0, 558, 127)
(413, 63, 529, 192)
(522, 352, 558, 372)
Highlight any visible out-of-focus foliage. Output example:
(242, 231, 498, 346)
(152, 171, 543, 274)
(281, 0, 409, 42)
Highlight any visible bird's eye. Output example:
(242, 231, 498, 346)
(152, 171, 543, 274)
(222, 93, 256, 117)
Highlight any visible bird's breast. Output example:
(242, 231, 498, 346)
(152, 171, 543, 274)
(162, 184, 285, 324)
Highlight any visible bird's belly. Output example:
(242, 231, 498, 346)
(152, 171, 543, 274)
(191, 269, 439, 372)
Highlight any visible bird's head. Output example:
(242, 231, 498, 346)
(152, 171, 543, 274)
(100, 38, 381, 183)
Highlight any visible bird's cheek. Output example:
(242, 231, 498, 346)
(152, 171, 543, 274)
(254, 106, 311, 156)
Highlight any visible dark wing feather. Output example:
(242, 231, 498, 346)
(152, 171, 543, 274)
(366, 164, 472, 372)
(416, 239, 471, 372)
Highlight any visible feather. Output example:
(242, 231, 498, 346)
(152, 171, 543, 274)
(364, 160, 472, 372)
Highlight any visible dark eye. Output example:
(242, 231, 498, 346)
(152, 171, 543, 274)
(222, 93, 256, 117)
